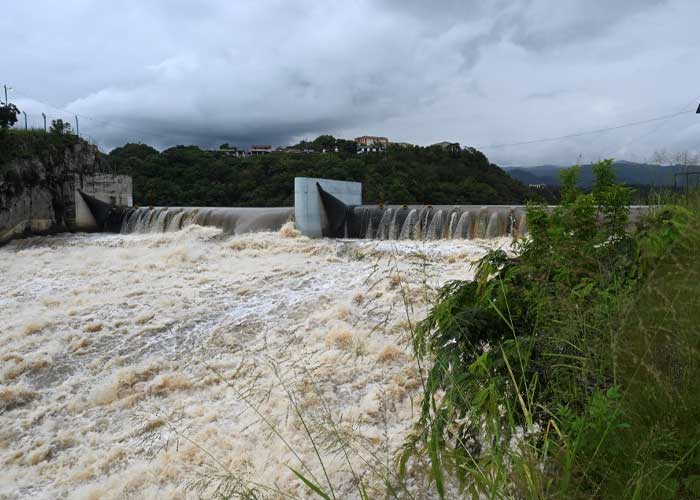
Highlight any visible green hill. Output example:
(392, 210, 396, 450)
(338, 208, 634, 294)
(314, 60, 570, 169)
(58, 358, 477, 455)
(110, 139, 546, 207)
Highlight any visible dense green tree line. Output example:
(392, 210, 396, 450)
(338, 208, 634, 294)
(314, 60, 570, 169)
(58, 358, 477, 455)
(109, 138, 547, 207)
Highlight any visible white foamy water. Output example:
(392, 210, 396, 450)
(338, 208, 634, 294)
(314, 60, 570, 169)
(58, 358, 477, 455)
(0, 226, 510, 499)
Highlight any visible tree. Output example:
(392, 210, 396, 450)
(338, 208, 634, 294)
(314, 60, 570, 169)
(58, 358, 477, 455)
(447, 142, 461, 157)
(49, 119, 72, 135)
(0, 103, 19, 129)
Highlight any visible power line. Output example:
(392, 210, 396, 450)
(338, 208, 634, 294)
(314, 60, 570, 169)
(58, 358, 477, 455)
(477, 109, 694, 149)
(608, 96, 700, 159)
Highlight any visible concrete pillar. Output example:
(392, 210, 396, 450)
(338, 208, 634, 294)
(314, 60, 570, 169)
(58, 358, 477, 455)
(294, 177, 362, 237)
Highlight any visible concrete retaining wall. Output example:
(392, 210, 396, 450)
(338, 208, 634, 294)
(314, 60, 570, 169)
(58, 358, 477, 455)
(294, 177, 362, 237)
(0, 174, 132, 244)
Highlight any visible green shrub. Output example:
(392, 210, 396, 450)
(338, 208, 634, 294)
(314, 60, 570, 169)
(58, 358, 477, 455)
(402, 159, 700, 499)
(0, 129, 80, 169)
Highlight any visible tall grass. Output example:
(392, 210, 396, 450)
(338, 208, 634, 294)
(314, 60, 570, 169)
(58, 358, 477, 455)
(401, 160, 700, 499)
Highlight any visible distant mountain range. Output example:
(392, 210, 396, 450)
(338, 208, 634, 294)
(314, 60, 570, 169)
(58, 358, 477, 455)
(505, 161, 695, 188)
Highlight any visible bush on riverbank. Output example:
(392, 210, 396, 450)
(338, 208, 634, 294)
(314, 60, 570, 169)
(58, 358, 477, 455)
(403, 159, 700, 499)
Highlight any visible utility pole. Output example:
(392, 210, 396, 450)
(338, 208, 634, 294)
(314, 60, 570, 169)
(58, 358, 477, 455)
(22, 111, 27, 130)
(684, 152, 689, 197)
(75, 115, 79, 137)
(42, 112, 46, 132)
(3, 84, 8, 105)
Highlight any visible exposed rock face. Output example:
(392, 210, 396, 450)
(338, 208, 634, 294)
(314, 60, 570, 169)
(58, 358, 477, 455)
(0, 137, 131, 244)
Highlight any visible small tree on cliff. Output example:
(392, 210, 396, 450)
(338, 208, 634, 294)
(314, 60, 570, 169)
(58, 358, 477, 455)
(49, 118, 72, 135)
(0, 103, 19, 129)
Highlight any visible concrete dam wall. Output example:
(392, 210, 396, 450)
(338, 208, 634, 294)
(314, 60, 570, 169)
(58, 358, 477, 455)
(3, 171, 650, 242)
(113, 178, 533, 240)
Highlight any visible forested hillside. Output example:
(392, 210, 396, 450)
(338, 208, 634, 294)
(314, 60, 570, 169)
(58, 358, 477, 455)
(109, 139, 544, 207)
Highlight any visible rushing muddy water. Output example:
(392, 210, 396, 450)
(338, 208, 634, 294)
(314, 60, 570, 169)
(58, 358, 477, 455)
(0, 224, 509, 499)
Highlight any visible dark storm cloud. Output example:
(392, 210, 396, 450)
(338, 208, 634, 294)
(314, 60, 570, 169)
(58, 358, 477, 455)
(3, 0, 699, 165)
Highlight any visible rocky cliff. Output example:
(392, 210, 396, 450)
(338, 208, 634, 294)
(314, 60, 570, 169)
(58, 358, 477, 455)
(0, 132, 120, 244)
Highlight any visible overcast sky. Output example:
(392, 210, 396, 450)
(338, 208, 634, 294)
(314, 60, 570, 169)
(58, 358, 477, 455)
(3, 0, 700, 165)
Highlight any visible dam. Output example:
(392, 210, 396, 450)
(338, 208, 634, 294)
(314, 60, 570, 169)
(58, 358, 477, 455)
(86, 177, 647, 242)
(117, 202, 529, 240)
(83, 177, 533, 241)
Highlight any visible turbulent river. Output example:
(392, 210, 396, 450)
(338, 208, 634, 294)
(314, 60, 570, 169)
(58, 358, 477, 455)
(0, 224, 509, 499)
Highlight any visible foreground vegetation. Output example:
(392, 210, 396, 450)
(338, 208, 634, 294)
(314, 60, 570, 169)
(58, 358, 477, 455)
(401, 160, 700, 499)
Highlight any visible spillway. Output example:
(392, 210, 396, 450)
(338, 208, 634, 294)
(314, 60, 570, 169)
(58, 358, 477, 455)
(348, 205, 528, 240)
(115, 205, 527, 240)
(118, 206, 295, 235)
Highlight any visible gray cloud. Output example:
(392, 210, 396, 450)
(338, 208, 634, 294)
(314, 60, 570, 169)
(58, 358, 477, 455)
(507, 0, 667, 51)
(3, 0, 700, 166)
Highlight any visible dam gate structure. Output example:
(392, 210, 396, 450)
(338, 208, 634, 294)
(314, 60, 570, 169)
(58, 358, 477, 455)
(294, 177, 362, 237)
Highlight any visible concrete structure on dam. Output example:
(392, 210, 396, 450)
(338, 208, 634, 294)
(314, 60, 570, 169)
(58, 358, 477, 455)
(70, 174, 133, 230)
(0, 136, 133, 244)
(0, 173, 132, 244)
(294, 177, 362, 237)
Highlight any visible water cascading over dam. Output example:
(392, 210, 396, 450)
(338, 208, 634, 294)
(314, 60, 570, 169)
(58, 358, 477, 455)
(300, 177, 530, 240)
(119, 206, 295, 235)
(346, 205, 528, 240)
(111, 203, 525, 240)
(81, 178, 649, 242)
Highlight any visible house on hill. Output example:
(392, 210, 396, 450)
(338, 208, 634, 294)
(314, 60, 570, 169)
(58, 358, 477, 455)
(215, 147, 247, 157)
(355, 135, 389, 154)
(249, 145, 272, 155)
(355, 135, 389, 147)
